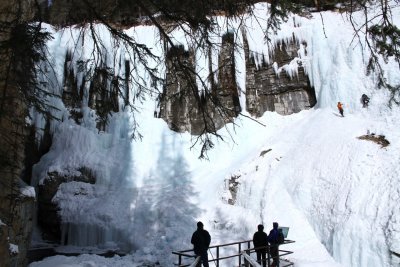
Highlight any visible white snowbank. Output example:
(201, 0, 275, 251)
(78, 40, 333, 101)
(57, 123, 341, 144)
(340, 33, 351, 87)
(20, 185, 36, 198)
(29, 254, 138, 267)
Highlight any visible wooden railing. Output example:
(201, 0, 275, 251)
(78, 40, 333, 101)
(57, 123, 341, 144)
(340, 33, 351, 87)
(172, 239, 295, 267)
(188, 256, 201, 267)
(242, 252, 262, 267)
(242, 240, 295, 267)
(391, 250, 400, 259)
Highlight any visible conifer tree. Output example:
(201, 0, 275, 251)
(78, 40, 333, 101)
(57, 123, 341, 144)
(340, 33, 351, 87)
(149, 132, 199, 264)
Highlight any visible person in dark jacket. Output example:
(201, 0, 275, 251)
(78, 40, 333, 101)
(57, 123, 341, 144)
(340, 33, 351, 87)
(267, 222, 280, 267)
(253, 224, 268, 267)
(191, 221, 211, 267)
(361, 94, 370, 108)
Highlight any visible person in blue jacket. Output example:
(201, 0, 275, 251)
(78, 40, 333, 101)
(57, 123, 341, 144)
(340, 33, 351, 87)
(191, 221, 211, 267)
(267, 222, 282, 267)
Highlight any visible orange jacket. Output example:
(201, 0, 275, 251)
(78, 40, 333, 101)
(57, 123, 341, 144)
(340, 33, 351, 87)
(337, 102, 343, 110)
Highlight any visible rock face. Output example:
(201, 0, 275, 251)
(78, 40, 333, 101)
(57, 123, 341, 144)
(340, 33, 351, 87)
(159, 30, 316, 134)
(37, 169, 96, 242)
(216, 32, 242, 118)
(42, 0, 261, 27)
(0, 195, 35, 267)
(159, 33, 241, 135)
(244, 33, 317, 117)
(0, 0, 38, 266)
(159, 45, 201, 133)
(62, 50, 121, 130)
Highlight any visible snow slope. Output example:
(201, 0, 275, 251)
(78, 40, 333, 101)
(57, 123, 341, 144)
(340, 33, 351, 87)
(30, 2, 400, 267)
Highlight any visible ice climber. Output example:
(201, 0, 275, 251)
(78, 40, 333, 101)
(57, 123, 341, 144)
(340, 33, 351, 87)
(337, 101, 344, 117)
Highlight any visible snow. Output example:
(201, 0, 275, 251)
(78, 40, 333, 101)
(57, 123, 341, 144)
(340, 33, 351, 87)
(29, 1, 400, 267)
(29, 254, 137, 267)
(9, 243, 19, 254)
(20, 185, 36, 198)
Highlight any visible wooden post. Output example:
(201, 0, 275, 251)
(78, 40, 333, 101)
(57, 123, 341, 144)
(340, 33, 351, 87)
(245, 249, 250, 267)
(179, 255, 182, 266)
(216, 247, 219, 267)
(247, 241, 251, 267)
(314, 0, 320, 11)
(239, 243, 242, 267)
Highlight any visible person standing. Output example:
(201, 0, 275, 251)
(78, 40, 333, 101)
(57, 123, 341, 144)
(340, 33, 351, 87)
(337, 102, 344, 117)
(191, 221, 211, 267)
(267, 222, 281, 267)
(253, 224, 268, 267)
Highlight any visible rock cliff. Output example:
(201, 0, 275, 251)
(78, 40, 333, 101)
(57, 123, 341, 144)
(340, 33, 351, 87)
(244, 32, 316, 117)
(159, 30, 316, 134)
(0, 1, 38, 266)
(37, 169, 96, 243)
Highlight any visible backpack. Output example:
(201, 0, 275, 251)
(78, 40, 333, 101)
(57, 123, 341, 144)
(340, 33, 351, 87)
(278, 229, 284, 244)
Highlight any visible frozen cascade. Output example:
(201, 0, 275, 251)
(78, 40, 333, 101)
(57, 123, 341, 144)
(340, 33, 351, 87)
(32, 9, 244, 253)
(29, 23, 151, 250)
(60, 223, 132, 251)
(53, 180, 138, 251)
